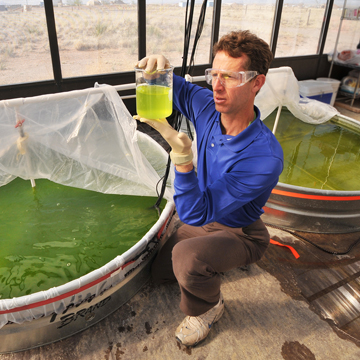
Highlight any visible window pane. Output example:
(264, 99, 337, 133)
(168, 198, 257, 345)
(219, 2, 276, 47)
(0, 4, 53, 86)
(54, 3, 138, 78)
(276, 1, 327, 57)
(146, 2, 214, 67)
(324, 1, 360, 55)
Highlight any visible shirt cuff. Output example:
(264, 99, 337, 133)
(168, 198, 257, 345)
(174, 167, 198, 191)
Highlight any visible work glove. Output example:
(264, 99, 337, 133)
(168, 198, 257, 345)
(136, 54, 171, 73)
(134, 116, 193, 166)
(135, 55, 192, 166)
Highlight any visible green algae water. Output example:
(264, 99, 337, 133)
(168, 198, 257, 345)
(0, 178, 162, 299)
(263, 108, 360, 191)
(136, 84, 172, 119)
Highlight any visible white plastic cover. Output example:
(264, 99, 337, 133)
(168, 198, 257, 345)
(0, 84, 173, 199)
(255, 67, 339, 124)
(328, 49, 360, 66)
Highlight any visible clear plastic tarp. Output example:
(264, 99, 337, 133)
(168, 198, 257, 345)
(255, 66, 339, 125)
(328, 49, 360, 67)
(0, 84, 173, 199)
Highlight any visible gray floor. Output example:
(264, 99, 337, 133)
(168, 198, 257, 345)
(1, 106, 360, 360)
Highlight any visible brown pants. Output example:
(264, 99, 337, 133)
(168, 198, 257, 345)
(151, 218, 269, 316)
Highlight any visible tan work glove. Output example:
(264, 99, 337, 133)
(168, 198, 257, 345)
(136, 54, 171, 73)
(134, 116, 193, 166)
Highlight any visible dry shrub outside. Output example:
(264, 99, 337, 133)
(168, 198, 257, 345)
(0, 3, 358, 86)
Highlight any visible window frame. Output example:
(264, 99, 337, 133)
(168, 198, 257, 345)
(0, 0, 340, 101)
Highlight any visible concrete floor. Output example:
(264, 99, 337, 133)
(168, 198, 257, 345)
(335, 103, 360, 120)
(1, 105, 360, 360)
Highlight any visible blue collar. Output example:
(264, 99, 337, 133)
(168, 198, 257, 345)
(213, 106, 262, 153)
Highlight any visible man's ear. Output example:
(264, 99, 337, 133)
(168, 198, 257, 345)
(252, 74, 266, 94)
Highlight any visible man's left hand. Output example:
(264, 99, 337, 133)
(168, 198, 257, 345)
(133, 116, 193, 166)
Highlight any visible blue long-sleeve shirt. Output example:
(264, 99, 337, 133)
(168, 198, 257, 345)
(172, 74, 283, 228)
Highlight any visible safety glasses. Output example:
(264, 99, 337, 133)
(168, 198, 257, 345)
(205, 68, 259, 88)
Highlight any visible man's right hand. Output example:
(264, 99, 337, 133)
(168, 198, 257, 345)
(136, 55, 171, 73)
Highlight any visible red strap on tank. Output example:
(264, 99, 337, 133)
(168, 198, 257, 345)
(270, 239, 300, 259)
(0, 259, 137, 315)
(272, 188, 360, 201)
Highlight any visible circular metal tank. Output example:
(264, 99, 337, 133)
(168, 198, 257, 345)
(0, 84, 177, 354)
(0, 200, 175, 354)
(263, 114, 360, 234)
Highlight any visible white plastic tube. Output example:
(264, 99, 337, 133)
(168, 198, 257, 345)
(0, 83, 136, 109)
(272, 106, 282, 135)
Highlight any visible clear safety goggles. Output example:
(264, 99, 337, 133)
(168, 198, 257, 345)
(205, 68, 259, 88)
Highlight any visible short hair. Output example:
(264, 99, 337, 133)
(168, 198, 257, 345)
(213, 30, 273, 75)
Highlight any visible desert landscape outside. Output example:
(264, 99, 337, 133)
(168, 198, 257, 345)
(0, 1, 359, 86)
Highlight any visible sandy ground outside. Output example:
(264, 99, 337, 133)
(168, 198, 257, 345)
(1, 4, 358, 87)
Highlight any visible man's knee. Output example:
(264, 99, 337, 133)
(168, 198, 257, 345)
(172, 242, 194, 282)
(172, 241, 212, 285)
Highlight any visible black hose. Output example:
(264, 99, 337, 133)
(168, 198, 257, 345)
(153, 0, 208, 210)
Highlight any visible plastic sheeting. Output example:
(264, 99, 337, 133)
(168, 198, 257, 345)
(0, 84, 175, 329)
(0, 84, 173, 199)
(328, 49, 360, 67)
(255, 66, 339, 125)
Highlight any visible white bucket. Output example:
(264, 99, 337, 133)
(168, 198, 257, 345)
(316, 77, 341, 106)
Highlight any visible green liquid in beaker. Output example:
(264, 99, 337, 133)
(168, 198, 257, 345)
(136, 84, 173, 119)
(263, 108, 360, 191)
(0, 178, 163, 299)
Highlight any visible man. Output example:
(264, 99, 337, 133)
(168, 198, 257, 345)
(135, 30, 283, 347)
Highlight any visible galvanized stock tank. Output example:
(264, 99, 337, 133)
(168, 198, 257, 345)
(0, 200, 175, 354)
(263, 182, 360, 233)
(262, 113, 360, 234)
(0, 84, 176, 354)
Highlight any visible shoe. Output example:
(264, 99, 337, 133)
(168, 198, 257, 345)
(175, 292, 224, 346)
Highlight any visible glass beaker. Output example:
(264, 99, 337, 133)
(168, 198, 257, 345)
(135, 66, 174, 119)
